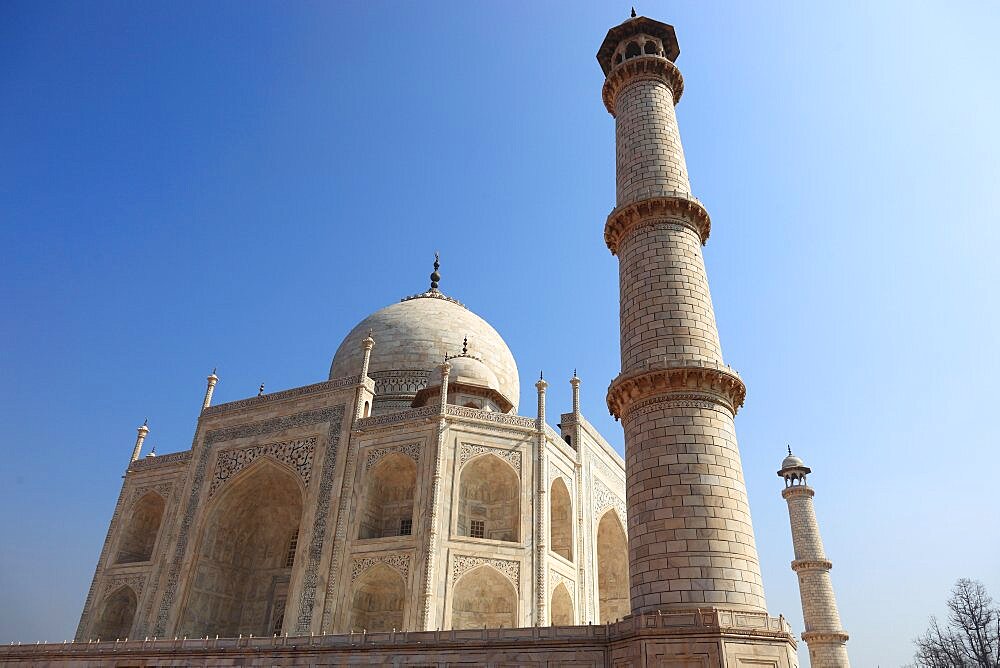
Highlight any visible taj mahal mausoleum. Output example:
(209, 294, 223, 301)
(1, 11, 852, 668)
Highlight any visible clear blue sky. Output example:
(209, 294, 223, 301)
(1, 2, 998, 665)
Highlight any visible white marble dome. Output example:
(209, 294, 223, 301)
(329, 292, 520, 411)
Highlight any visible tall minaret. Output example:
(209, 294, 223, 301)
(779, 450, 850, 667)
(129, 419, 149, 464)
(201, 369, 219, 411)
(599, 16, 767, 614)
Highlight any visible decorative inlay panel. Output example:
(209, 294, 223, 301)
(355, 405, 437, 430)
(591, 457, 625, 487)
(295, 407, 345, 632)
(549, 570, 574, 592)
(129, 482, 173, 506)
(103, 574, 146, 598)
(548, 466, 573, 489)
(593, 476, 626, 524)
(209, 437, 316, 497)
(351, 553, 411, 582)
(452, 555, 520, 588)
(446, 406, 536, 429)
(458, 443, 522, 476)
(372, 370, 432, 396)
(365, 442, 420, 470)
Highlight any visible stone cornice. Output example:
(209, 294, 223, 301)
(791, 559, 833, 573)
(605, 195, 712, 254)
(781, 485, 816, 500)
(128, 451, 192, 471)
(603, 55, 684, 115)
(606, 362, 745, 420)
(201, 376, 362, 417)
(447, 405, 537, 431)
(354, 405, 438, 432)
(801, 630, 850, 644)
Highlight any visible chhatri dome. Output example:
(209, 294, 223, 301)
(328, 257, 520, 412)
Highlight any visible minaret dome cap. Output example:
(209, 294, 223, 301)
(597, 15, 679, 74)
(778, 447, 812, 481)
(781, 452, 805, 470)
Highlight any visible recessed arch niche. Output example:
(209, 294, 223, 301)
(550, 582, 574, 625)
(597, 509, 629, 623)
(92, 586, 137, 640)
(457, 453, 519, 542)
(348, 562, 406, 632)
(359, 452, 416, 539)
(550, 477, 573, 560)
(115, 491, 165, 564)
(178, 458, 303, 638)
(451, 566, 517, 629)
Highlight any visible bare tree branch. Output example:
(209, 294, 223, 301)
(911, 580, 999, 668)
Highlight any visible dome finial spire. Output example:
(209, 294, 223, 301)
(631, 6, 637, 18)
(430, 251, 441, 291)
(787, 444, 792, 456)
(462, 336, 468, 355)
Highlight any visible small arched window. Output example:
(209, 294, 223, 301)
(624, 42, 641, 59)
(644, 41, 659, 55)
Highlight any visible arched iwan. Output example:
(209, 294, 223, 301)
(597, 509, 629, 623)
(115, 492, 165, 564)
(550, 477, 573, 560)
(92, 586, 137, 640)
(550, 582, 574, 625)
(348, 562, 405, 632)
(359, 453, 416, 539)
(178, 458, 303, 638)
(451, 565, 517, 629)
(458, 454, 519, 542)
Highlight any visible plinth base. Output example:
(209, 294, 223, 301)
(0, 610, 799, 667)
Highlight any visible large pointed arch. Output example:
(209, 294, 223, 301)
(458, 454, 519, 542)
(550, 582, 574, 626)
(115, 491, 165, 564)
(358, 453, 416, 539)
(178, 457, 303, 638)
(451, 565, 518, 629)
(92, 586, 137, 640)
(549, 477, 572, 560)
(348, 562, 406, 632)
(597, 509, 629, 623)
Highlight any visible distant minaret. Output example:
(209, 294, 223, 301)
(129, 419, 149, 464)
(599, 14, 766, 613)
(779, 449, 850, 667)
(201, 369, 219, 410)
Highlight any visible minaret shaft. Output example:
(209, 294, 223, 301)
(615, 76, 690, 206)
(602, 27, 766, 615)
(782, 481, 851, 667)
